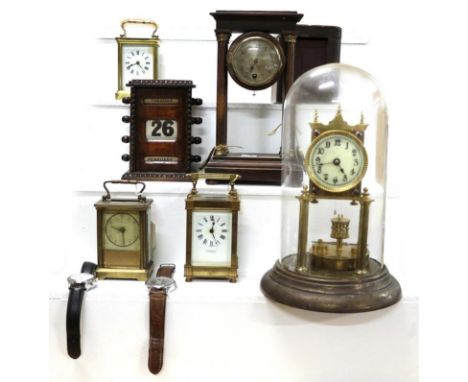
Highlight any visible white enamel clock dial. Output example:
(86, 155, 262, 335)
(122, 46, 154, 90)
(191, 211, 232, 266)
(305, 130, 368, 193)
(103, 212, 140, 250)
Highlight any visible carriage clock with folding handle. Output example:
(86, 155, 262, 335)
(120, 80, 203, 181)
(204, 10, 303, 184)
(115, 19, 159, 100)
(185, 173, 241, 282)
(261, 63, 401, 312)
(94, 180, 155, 280)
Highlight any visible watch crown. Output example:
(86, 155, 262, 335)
(122, 115, 131, 123)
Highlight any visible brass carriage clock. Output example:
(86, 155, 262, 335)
(95, 180, 154, 280)
(184, 173, 240, 282)
(115, 19, 159, 100)
(204, 10, 303, 184)
(261, 64, 401, 312)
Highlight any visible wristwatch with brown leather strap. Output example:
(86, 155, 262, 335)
(145, 264, 176, 374)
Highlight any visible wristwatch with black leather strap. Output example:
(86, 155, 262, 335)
(66, 261, 98, 359)
(145, 264, 176, 374)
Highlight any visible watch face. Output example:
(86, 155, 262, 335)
(103, 212, 141, 250)
(146, 276, 177, 292)
(122, 45, 154, 90)
(227, 32, 285, 90)
(67, 273, 97, 290)
(191, 211, 232, 266)
(304, 130, 368, 193)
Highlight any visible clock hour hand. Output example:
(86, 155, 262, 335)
(250, 58, 258, 71)
(209, 221, 217, 240)
(332, 158, 347, 175)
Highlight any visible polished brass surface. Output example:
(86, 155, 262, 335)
(95, 181, 153, 281)
(184, 265, 238, 283)
(295, 185, 310, 272)
(330, 214, 350, 254)
(307, 212, 368, 272)
(309, 106, 368, 134)
(102, 179, 146, 201)
(310, 241, 360, 271)
(96, 267, 151, 281)
(185, 173, 240, 282)
(102, 249, 140, 268)
(304, 129, 368, 193)
(120, 19, 159, 38)
(356, 188, 373, 271)
(115, 34, 159, 100)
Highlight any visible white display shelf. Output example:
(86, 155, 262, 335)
(50, 271, 418, 382)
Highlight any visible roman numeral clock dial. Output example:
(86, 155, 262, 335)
(122, 46, 154, 89)
(191, 211, 232, 267)
(305, 130, 368, 193)
(124, 49, 152, 76)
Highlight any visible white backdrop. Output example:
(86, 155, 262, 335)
(4, 0, 468, 381)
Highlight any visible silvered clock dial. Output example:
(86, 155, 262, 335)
(227, 32, 285, 90)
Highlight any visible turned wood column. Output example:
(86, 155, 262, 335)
(283, 31, 298, 95)
(215, 31, 231, 146)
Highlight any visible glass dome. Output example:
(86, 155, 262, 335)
(261, 63, 401, 312)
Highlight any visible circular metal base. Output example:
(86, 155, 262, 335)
(260, 258, 401, 313)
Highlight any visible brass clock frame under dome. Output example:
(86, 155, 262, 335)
(260, 63, 401, 312)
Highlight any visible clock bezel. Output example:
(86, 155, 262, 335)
(227, 31, 285, 91)
(304, 129, 368, 193)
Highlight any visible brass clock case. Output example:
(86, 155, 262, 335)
(115, 19, 159, 100)
(227, 32, 285, 91)
(304, 130, 368, 193)
(94, 180, 154, 281)
(184, 173, 240, 282)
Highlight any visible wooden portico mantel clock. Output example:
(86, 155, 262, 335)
(204, 10, 303, 185)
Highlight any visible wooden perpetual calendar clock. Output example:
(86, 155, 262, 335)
(121, 80, 203, 181)
(204, 10, 303, 185)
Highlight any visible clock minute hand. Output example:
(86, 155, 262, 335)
(332, 158, 347, 175)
